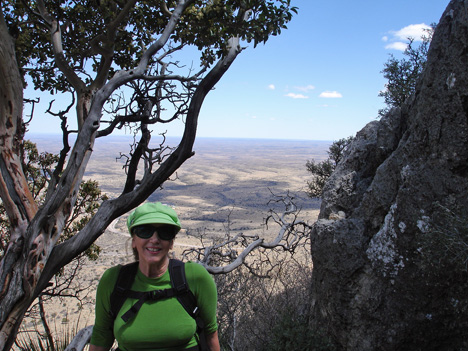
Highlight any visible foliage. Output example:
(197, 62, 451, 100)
(4, 0, 297, 92)
(22, 140, 60, 200)
(15, 316, 83, 351)
(306, 137, 354, 198)
(378, 25, 435, 116)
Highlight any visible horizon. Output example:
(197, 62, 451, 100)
(26, 131, 336, 144)
(24, 1, 449, 141)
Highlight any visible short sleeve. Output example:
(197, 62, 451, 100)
(90, 266, 120, 347)
(185, 262, 218, 334)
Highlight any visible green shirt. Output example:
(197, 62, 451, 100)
(90, 261, 218, 351)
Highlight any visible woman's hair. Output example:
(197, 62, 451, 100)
(132, 246, 138, 261)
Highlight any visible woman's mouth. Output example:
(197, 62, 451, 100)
(146, 247, 161, 254)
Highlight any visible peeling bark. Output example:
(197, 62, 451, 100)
(0, 10, 39, 350)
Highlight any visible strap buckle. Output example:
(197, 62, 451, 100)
(149, 288, 175, 300)
(149, 290, 166, 300)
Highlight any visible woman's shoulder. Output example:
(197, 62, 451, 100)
(98, 264, 127, 287)
(183, 261, 214, 287)
(103, 263, 124, 276)
(184, 260, 209, 276)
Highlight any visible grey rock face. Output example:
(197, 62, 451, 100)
(311, 1, 468, 350)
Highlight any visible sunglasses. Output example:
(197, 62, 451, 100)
(132, 224, 177, 241)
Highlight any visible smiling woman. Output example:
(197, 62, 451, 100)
(131, 224, 175, 278)
(89, 202, 220, 351)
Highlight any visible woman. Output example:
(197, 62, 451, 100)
(89, 202, 220, 351)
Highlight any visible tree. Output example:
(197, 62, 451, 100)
(378, 25, 435, 116)
(306, 137, 354, 198)
(0, 140, 106, 350)
(0, 1, 297, 350)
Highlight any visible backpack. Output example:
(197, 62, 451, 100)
(109, 259, 208, 351)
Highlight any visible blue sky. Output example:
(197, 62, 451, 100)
(26, 0, 450, 141)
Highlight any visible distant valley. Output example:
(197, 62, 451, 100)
(30, 134, 330, 238)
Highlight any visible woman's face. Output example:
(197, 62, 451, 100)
(131, 224, 174, 268)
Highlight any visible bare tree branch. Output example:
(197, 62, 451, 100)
(182, 196, 312, 275)
(36, 32, 244, 296)
(36, 0, 86, 94)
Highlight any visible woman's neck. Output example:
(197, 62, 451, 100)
(139, 256, 170, 278)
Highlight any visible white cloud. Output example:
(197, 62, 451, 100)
(384, 23, 432, 51)
(385, 42, 408, 51)
(268, 84, 275, 90)
(392, 23, 431, 41)
(319, 91, 342, 98)
(294, 85, 315, 92)
(285, 93, 309, 99)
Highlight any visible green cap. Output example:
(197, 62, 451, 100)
(127, 202, 181, 234)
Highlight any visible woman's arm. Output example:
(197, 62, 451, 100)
(206, 330, 220, 351)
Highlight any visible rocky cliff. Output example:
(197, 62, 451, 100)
(311, 1, 468, 349)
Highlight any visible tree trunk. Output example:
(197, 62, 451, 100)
(0, 12, 96, 349)
(0, 10, 39, 350)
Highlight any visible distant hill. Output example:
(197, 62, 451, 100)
(27, 133, 329, 236)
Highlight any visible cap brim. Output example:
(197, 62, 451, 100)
(129, 212, 181, 232)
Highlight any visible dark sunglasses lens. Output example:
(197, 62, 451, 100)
(132, 225, 176, 240)
(157, 226, 176, 241)
(132, 225, 154, 239)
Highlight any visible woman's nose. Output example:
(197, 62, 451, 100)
(149, 231, 160, 241)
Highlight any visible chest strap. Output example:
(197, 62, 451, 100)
(120, 287, 179, 322)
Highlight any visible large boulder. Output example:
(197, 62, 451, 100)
(311, 1, 468, 350)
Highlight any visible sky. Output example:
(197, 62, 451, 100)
(26, 0, 451, 141)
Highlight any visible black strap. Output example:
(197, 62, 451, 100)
(120, 288, 177, 322)
(110, 262, 178, 322)
(169, 259, 199, 317)
(169, 260, 208, 351)
(109, 262, 139, 320)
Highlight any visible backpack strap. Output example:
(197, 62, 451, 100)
(109, 262, 139, 320)
(109, 262, 177, 322)
(169, 259, 208, 351)
(169, 259, 198, 317)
